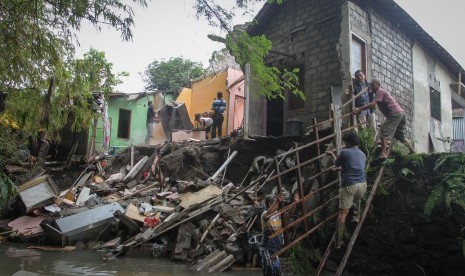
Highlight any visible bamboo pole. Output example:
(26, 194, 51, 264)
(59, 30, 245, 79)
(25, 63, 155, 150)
(271, 212, 338, 259)
(269, 196, 338, 239)
(266, 179, 338, 219)
(294, 142, 309, 233)
(315, 233, 335, 276)
(335, 165, 386, 276)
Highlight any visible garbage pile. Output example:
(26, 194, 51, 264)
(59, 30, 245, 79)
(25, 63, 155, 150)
(1, 136, 311, 271)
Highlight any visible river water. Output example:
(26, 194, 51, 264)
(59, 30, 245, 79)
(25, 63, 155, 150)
(0, 242, 260, 276)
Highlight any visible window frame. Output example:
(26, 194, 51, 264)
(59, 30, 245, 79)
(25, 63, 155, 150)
(350, 34, 367, 77)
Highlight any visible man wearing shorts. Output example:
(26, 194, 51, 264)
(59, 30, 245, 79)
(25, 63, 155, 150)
(352, 79, 415, 159)
(326, 132, 367, 249)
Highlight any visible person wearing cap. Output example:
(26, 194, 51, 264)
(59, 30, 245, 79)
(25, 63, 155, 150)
(326, 132, 367, 249)
(352, 78, 416, 159)
(194, 113, 213, 139)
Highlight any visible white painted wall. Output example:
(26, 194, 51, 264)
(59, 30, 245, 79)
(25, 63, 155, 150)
(412, 41, 453, 152)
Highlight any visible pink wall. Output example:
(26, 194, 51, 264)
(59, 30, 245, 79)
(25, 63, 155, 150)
(226, 68, 245, 133)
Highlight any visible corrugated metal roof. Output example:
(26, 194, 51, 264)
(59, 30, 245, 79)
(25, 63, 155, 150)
(453, 117, 465, 140)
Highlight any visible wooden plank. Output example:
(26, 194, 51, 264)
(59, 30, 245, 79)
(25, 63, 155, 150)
(179, 185, 222, 209)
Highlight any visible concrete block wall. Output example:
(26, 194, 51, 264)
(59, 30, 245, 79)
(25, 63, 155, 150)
(370, 9, 415, 137)
(348, 3, 415, 138)
(259, 0, 343, 125)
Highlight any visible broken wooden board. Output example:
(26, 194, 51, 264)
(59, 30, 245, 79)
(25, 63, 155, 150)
(28, 246, 76, 252)
(152, 205, 175, 214)
(101, 237, 122, 249)
(125, 203, 147, 223)
(18, 175, 59, 214)
(8, 216, 46, 237)
(179, 185, 222, 209)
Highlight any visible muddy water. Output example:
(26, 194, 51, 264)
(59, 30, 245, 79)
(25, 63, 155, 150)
(0, 243, 260, 276)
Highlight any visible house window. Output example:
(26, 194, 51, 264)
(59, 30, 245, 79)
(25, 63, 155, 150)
(430, 88, 441, 121)
(289, 65, 305, 111)
(351, 35, 366, 76)
(117, 109, 131, 139)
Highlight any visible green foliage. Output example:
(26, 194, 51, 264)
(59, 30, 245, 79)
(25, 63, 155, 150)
(144, 57, 204, 92)
(0, 172, 17, 207)
(400, 168, 414, 177)
(5, 49, 121, 135)
(225, 29, 304, 99)
(287, 243, 315, 275)
(377, 184, 390, 196)
(0, 0, 146, 96)
(197, 0, 301, 99)
(358, 127, 376, 159)
(0, 126, 28, 167)
(0, 0, 146, 137)
(424, 153, 465, 215)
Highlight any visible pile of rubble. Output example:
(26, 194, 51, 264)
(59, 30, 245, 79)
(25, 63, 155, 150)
(1, 136, 312, 271)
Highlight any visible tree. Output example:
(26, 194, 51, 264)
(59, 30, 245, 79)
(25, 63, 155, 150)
(194, 0, 302, 100)
(144, 57, 204, 92)
(5, 48, 122, 135)
(0, 0, 147, 124)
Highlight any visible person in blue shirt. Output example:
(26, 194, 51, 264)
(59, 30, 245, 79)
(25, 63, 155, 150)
(211, 91, 227, 138)
(346, 70, 376, 130)
(326, 132, 367, 248)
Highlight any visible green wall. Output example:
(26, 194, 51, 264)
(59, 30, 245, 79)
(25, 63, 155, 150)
(92, 96, 152, 153)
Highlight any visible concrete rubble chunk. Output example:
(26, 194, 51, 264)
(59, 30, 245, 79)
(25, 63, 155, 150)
(76, 172, 93, 188)
(75, 187, 91, 206)
(126, 180, 138, 189)
(208, 254, 236, 272)
(123, 156, 149, 182)
(173, 223, 195, 260)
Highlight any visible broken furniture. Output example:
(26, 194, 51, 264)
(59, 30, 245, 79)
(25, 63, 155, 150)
(18, 175, 59, 214)
(41, 203, 124, 247)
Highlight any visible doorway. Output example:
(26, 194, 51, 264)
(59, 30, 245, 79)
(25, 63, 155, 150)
(266, 98, 284, 136)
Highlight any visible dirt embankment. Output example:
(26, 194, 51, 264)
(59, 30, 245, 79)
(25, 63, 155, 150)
(347, 154, 465, 276)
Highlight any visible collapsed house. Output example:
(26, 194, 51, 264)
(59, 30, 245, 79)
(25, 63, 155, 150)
(2, 134, 327, 272)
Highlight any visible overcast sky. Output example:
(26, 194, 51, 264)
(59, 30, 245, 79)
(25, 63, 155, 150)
(76, 0, 465, 94)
